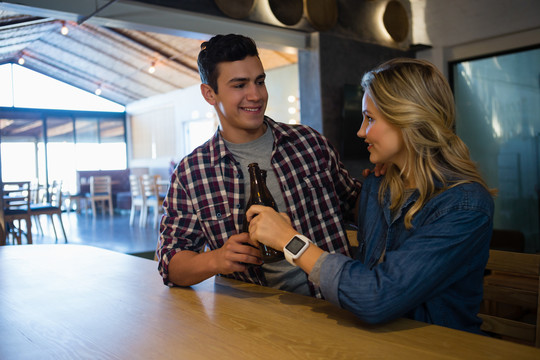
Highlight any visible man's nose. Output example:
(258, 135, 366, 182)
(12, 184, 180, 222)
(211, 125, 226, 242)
(246, 84, 262, 101)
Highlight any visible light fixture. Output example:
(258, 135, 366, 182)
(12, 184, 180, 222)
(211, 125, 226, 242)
(148, 61, 156, 74)
(287, 95, 296, 103)
(95, 87, 102, 96)
(61, 21, 69, 36)
(288, 107, 297, 115)
(17, 57, 25, 65)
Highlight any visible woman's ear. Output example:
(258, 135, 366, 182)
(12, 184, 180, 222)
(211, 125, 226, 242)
(200, 84, 216, 105)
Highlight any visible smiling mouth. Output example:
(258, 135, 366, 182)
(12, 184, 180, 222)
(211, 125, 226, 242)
(241, 106, 261, 112)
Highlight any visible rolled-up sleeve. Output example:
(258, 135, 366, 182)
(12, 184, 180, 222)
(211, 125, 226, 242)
(309, 252, 352, 306)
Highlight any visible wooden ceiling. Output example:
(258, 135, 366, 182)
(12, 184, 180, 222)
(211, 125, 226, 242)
(0, 10, 298, 105)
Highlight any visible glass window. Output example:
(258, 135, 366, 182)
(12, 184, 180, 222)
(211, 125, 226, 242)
(0, 117, 44, 183)
(452, 47, 540, 253)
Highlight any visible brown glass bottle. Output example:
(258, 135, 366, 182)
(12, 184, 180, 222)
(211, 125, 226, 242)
(242, 163, 284, 263)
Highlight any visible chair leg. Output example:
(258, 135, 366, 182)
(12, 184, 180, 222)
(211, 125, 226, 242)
(153, 206, 160, 229)
(49, 214, 59, 241)
(130, 204, 136, 225)
(56, 213, 68, 243)
(140, 206, 148, 228)
(25, 217, 32, 244)
(91, 200, 97, 217)
(108, 198, 113, 217)
(34, 215, 44, 235)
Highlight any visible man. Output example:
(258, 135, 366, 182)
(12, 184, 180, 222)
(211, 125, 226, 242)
(157, 34, 361, 298)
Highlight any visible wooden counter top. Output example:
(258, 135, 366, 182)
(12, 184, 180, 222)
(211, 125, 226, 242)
(1, 244, 538, 359)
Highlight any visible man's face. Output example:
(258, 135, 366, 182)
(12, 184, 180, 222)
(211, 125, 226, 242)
(201, 55, 268, 144)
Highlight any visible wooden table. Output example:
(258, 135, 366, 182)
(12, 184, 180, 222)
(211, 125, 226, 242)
(1, 245, 539, 360)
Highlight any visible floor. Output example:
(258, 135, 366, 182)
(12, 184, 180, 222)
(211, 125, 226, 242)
(5, 210, 161, 260)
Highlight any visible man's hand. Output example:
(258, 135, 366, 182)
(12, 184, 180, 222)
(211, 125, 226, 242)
(213, 233, 262, 274)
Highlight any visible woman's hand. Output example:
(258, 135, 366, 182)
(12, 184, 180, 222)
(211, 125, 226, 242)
(246, 205, 298, 251)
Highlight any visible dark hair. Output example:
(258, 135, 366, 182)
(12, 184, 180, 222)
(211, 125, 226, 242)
(197, 34, 259, 93)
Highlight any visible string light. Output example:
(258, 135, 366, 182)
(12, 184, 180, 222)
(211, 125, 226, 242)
(18, 57, 25, 65)
(95, 87, 102, 96)
(61, 21, 69, 35)
(148, 61, 156, 74)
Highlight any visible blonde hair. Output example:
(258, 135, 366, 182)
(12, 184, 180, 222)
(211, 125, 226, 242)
(361, 58, 496, 229)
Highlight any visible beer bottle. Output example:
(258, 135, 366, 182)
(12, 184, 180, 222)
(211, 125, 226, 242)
(242, 163, 284, 263)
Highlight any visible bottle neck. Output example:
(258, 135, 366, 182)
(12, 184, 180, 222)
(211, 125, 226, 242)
(248, 165, 265, 203)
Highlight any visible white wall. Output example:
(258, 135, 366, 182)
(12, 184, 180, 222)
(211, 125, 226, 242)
(126, 64, 299, 169)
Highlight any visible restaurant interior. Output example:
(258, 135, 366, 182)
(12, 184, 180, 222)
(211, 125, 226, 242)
(1, 0, 540, 355)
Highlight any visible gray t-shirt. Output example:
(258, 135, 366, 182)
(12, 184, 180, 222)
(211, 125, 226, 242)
(224, 126, 311, 296)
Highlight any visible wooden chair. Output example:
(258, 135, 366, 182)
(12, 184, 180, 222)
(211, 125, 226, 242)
(29, 181, 68, 243)
(3, 181, 32, 245)
(129, 175, 144, 227)
(140, 174, 164, 228)
(479, 249, 540, 347)
(87, 176, 113, 217)
(491, 229, 526, 252)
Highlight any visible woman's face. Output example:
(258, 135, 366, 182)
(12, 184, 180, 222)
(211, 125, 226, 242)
(357, 92, 406, 169)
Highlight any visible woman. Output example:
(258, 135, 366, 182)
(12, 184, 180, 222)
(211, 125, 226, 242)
(246, 58, 496, 334)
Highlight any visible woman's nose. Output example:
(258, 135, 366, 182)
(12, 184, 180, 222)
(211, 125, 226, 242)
(357, 120, 367, 138)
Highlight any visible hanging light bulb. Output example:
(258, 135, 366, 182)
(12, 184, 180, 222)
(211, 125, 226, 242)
(18, 57, 25, 65)
(148, 61, 156, 74)
(61, 21, 69, 35)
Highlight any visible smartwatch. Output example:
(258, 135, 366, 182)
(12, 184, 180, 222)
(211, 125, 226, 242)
(284, 235, 312, 266)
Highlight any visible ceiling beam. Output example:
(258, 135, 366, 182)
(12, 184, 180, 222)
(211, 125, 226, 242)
(0, 0, 308, 53)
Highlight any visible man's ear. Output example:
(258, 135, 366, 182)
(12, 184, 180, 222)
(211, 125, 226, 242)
(200, 84, 216, 105)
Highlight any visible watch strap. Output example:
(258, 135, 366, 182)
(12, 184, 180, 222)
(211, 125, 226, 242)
(284, 235, 311, 266)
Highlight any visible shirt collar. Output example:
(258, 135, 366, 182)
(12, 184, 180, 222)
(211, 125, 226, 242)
(207, 116, 289, 166)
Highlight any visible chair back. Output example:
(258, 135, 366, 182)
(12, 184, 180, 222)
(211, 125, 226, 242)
(90, 176, 112, 196)
(129, 175, 143, 199)
(140, 174, 158, 200)
(3, 181, 31, 213)
(49, 180, 63, 207)
(480, 249, 540, 347)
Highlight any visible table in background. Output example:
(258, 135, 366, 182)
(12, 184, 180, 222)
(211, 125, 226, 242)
(1, 245, 539, 360)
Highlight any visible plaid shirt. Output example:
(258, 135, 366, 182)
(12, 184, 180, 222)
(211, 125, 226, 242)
(157, 117, 361, 298)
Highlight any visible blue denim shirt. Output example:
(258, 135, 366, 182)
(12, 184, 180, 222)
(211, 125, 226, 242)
(317, 174, 494, 334)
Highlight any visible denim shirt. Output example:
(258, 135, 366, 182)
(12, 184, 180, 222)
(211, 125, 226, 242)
(316, 174, 494, 334)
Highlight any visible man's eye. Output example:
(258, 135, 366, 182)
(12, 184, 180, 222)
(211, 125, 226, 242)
(256, 80, 265, 85)
(233, 83, 245, 89)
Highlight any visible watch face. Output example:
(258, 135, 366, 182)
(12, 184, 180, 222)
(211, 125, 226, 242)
(285, 236, 305, 255)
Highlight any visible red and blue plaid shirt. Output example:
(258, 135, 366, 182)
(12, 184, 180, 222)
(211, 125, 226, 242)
(157, 118, 361, 298)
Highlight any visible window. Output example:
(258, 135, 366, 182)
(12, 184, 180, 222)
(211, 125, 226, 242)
(452, 46, 540, 252)
(0, 63, 127, 194)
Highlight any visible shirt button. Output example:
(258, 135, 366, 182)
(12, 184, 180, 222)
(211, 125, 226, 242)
(216, 212, 221, 218)
(236, 204, 241, 209)
(236, 173, 241, 178)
